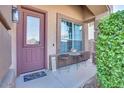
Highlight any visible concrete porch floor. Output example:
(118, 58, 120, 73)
(16, 59, 96, 88)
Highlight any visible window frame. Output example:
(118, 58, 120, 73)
(56, 13, 85, 54)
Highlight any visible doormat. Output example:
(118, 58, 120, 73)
(23, 71, 47, 82)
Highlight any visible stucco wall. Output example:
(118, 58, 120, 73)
(0, 6, 12, 28)
(0, 5, 12, 82)
(11, 5, 95, 74)
(0, 22, 11, 83)
(31, 5, 85, 68)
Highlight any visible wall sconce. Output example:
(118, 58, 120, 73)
(12, 5, 19, 23)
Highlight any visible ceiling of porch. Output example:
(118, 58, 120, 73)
(82, 5, 110, 22)
(86, 5, 109, 16)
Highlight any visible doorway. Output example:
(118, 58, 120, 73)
(17, 6, 47, 75)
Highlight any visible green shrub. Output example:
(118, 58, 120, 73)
(96, 10, 124, 88)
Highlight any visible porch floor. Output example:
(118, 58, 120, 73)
(16, 59, 96, 88)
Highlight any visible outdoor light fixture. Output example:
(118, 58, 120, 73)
(12, 5, 19, 23)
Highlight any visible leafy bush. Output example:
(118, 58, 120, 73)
(96, 10, 124, 88)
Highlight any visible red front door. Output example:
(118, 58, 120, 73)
(17, 7, 45, 75)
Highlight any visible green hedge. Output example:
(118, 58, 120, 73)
(96, 10, 124, 88)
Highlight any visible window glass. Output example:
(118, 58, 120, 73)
(60, 20, 83, 53)
(88, 22, 94, 40)
(73, 24, 82, 51)
(26, 16, 40, 45)
(60, 20, 72, 53)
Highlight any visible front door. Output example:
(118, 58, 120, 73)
(17, 7, 45, 75)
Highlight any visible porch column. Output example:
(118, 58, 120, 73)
(83, 23, 89, 51)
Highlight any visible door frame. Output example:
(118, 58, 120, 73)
(16, 5, 48, 76)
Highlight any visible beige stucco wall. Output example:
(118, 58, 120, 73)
(0, 5, 16, 74)
(0, 5, 12, 81)
(10, 5, 90, 75)
(0, 5, 13, 82)
(0, 22, 11, 83)
(11, 5, 109, 74)
(30, 5, 85, 68)
(0, 6, 12, 28)
(0, 5, 110, 87)
(0, 6, 16, 87)
(10, 5, 109, 73)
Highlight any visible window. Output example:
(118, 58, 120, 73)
(26, 16, 40, 45)
(60, 19, 83, 53)
(88, 22, 94, 40)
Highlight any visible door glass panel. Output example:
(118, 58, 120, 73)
(26, 16, 40, 45)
